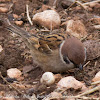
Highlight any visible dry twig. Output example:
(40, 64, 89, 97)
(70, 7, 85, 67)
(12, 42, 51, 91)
(26, 4, 33, 25)
(53, 0, 58, 8)
(0, 72, 38, 100)
(80, 34, 88, 41)
(43, 85, 100, 99)
(76, 1, 88, 10)
(49, 96, 99, 100)
(65, 1, 76, 11)
(65, 0, 100, 12)
(65, 1, 87, 11)
(47, 86, 100, 99)
(92, 81, 100, 85)
(82, 0, 100, 6)
(76, 85, 100, 97)
(83, 61, 90, 68)
(0, 72, 23, 95)
(93, 25, 100, 30)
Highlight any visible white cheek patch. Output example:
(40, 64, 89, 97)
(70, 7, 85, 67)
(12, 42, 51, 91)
(59, 41, 71, 64)
(59, 41, 66, 64)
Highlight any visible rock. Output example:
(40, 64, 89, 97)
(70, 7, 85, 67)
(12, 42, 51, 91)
(83, 40, 100, 60)
(57, 76, 87, 91)
(0, 7, 8, 13)
(7, 68, 22, 79)
(15, 21, 23, 26)
(32, 10, 61, 29)
(66, 20, 87, 39)
(92, 71, 100, 82)
(13, 14, 19, 19)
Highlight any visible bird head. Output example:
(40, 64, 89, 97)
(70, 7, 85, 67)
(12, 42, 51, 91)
(60, 37, 86, 70)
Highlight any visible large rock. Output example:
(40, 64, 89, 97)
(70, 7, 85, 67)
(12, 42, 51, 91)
(32, 10, 61, 29)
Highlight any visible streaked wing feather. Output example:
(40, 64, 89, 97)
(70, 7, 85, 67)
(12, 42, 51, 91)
(4, 20, 67, 54)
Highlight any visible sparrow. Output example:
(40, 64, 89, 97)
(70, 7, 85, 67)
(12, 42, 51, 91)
(1, 19, 86, 72)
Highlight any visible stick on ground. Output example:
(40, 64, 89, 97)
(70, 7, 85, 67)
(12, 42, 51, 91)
(0, 72, 23, 95)
(26, 4, 33, 25)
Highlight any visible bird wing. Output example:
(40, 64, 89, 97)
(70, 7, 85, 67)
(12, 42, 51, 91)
(1, 19, 67, 54)
(29, 33, 66, 54)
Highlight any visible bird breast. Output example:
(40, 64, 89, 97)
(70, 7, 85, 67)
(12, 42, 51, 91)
(30, 47, 74, 72)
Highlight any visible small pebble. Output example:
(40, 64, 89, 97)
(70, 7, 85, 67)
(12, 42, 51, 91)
(7, 68, 22, 79)
(15, 21, 23, 26)
(0, 7, 8, 13)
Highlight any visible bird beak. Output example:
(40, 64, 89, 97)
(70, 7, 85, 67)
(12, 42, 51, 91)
(79, 64, 83, 70)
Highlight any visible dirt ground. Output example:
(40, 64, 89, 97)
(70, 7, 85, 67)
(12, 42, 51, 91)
(0, 0, 100, 100)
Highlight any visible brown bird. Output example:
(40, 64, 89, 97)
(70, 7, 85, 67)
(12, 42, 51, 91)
(1, 19, 86, 72)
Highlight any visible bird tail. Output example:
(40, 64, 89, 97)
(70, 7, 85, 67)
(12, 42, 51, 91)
(0, 18, 30, 39)
(0, 18, 40, 50)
